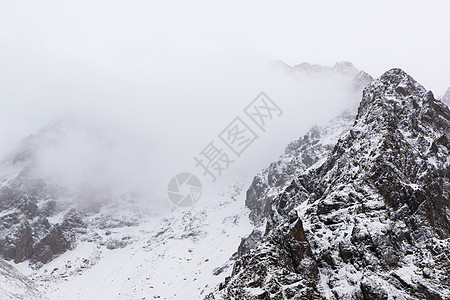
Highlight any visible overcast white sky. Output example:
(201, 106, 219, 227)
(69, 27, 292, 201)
(0, 1, 449, 205)
(1, 1, 449, 90)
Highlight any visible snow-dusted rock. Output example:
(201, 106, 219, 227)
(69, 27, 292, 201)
(212, 69, 450, 299)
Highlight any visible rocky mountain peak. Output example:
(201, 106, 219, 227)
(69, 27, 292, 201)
(212, 69, 450, 299)
(356, 68, 449, 140)
(359, 68, 425, 111)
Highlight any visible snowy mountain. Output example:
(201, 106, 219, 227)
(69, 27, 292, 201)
(2, 65, 448, 300)
(209, 69, 450, 299)
(0, 60, 372, 272)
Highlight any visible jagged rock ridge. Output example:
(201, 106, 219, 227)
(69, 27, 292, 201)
(211, 69, 450, 299)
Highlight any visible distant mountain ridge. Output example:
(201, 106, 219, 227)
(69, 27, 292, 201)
(274, 61, 374, 92)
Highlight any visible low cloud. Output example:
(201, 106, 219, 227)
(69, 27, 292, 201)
(3, 0, 445, 212)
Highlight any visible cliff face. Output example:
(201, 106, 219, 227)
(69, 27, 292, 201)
(213, 69, 450, 299)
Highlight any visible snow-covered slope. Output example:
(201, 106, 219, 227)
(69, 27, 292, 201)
(0, 258, 44, 299)
(13, 185, 253, 300)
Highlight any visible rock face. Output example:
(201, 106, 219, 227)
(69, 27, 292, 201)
(214, 69, 450, 299)
(31, 225, 73, 264)
(13, 221, 33, 263)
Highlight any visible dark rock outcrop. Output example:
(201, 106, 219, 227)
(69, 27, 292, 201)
(31, 225, 73, 264)
(13, 221, 33, 263)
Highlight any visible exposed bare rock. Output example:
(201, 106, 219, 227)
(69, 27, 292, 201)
(32, 225, 73, 264)
(13, 220, 33, 263)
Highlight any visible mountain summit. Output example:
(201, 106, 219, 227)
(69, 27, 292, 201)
(210, 69, 450, 299)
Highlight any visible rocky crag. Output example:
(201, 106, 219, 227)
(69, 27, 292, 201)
(211, 69, 450, 299)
